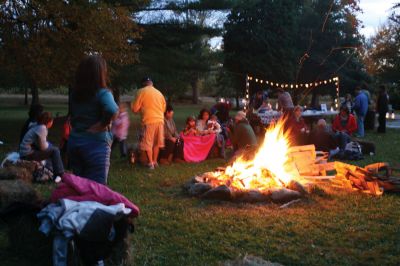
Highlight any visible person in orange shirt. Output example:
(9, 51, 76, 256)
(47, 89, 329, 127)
(131, 77, 166, 169)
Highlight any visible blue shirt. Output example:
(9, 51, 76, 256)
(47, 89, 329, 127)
(353, 92, 368, 117)
(70, 88, 118, 144)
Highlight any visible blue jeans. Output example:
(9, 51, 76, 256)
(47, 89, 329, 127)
(24, 146, 64, 177)
(356, 115, 365, 137)
(68, 137, 111, 185)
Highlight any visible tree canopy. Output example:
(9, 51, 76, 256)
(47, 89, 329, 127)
(0, 0, 148, 103)
(223, 0, 369, 104)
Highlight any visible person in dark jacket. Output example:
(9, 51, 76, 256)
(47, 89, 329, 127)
(352, 87, 369, 137)
(228, 111, 257, 152)
(376, 85, 389, 133)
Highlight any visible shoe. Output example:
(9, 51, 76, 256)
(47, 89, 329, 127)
(154, 162, 159, 168)
(54, 176, 62, 183)
(147, 163, 155, 170)
(174, 158, 185, 163)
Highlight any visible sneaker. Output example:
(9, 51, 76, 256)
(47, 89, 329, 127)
(148, 163, 155, 170)
(153, 162, 159, 168)
(54, 176, 62, 183)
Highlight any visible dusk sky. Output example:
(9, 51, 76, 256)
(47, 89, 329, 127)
(359, 0, 396, 37)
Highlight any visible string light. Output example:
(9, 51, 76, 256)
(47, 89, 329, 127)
(246, 74, 341, 110)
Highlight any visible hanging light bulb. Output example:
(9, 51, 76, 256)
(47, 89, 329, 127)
(391, 113, 395, 119)
(386, 112, 390, 119)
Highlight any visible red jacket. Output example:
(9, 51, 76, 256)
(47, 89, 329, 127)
(332, 114, 357, 135)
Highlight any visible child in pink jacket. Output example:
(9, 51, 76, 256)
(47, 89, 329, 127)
(112, 103, 130, 157)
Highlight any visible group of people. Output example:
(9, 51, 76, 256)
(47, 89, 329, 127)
(17, 54, 391, 186)
(17, 55, 261, 186)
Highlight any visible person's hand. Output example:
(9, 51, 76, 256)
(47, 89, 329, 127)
(87, 122, 108, 133)
(301, 128, 306, 133)
(171, 137, 177, 143)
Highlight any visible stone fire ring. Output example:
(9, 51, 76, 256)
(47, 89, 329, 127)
(183, 173, 308, 204)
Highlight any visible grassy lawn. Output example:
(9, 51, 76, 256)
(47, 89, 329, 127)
(0, 103, 399, 266)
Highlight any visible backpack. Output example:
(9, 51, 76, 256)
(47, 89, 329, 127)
(343, 141, 363, 160)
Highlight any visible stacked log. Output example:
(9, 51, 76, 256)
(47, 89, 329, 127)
(333, 162, 400, 196)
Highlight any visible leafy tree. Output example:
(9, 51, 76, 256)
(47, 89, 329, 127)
(134, 0, 232, 103)
(223, 0, 369, 104)
(0, 0, 148, 104)
(363, 3, 400, 108)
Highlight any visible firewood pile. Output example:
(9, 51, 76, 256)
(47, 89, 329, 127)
(333, 162, 400, 196)
(184, 144, 399, 203)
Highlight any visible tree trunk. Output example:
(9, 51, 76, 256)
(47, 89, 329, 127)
(191, 77, 199, 104)
(24, 87, 28, 105)
(31, 85, 39, 105)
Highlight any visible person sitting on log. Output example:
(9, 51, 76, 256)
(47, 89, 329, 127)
(19, 112, 64, 182)
(159, 105, 184, 164)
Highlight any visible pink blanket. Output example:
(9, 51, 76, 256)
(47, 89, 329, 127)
(181, 133, 216, 162)
(51, 173, 140, 217)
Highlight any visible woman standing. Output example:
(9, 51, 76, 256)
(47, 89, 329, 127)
(68, 55, 119, 184)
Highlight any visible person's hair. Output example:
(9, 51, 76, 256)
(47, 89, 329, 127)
(37, 112, 53, 125)
(345, 93, 352, 99)
(340, 105, 350, 115)
(293, 105, 303, 112)
(73, 55, 108, 102)
(277, 88, 284, 93)
(379, 85, 386, 92)
(28, 104, 44, 120)
(165, 104, 174, 114)
(186, 116, 195, 124)
(198, 108, 210, 120)
(317, 119, 327, 128)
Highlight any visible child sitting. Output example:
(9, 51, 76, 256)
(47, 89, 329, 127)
(183, 116, 199, 136)
(207, 114, 222, 134)
(20, 112, 64, 181)
(111, 102, 130, 157)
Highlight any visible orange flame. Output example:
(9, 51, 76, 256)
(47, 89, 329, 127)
(215, 119, 299, 191)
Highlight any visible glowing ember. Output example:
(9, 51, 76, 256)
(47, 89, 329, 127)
(211, 119, 302, 191)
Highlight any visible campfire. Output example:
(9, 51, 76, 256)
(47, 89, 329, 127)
(184, 119, 400, 204)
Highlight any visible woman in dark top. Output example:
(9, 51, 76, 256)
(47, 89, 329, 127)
(376, 85, 389, 133)
(68, 55, 119, 184)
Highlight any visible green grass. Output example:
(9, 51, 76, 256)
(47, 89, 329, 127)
(0, 103, 399, 266)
